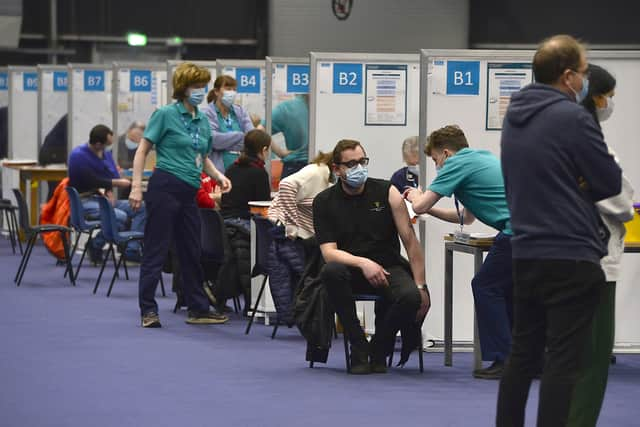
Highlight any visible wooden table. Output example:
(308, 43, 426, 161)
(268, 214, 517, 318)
(3, 164, 67, 226)
(443, 236, 494, 371)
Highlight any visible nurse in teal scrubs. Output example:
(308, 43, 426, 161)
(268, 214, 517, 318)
(203, 75, 255, 173)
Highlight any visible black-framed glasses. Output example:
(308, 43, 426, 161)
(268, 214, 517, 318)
(335, 157, 369, 168)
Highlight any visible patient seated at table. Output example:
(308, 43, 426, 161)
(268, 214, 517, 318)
(68, 124, 146, 264)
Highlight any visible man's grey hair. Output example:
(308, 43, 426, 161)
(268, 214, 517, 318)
(127, 121, 145, 131)
(402, 136, 419, 159)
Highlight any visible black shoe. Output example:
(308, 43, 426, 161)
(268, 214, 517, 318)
(369, 335, 389, 374)
(349, 342, 371, 375)
(473, 360, 504, 380)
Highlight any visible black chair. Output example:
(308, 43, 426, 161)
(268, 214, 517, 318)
(12, 188, 75, 287)
(0, 198, 21, 254)
(341, 294, 424, 373)
(173, 209, 241, 313)
(65, 186, 101, 280)
(92, 195, 165, 297)
(244, 215, 279, 337)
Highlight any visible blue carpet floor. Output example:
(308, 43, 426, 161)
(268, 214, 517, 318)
(0, 239, 639, 427)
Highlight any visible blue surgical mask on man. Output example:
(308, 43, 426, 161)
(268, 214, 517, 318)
(125, 138, 138, 150)
(570, 75, 589, 104)
(343, 164, 368, 188)
(188, 87, 206, 106)
(221, 90, 237, 108)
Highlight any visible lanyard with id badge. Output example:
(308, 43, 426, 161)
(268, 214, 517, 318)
(176, 104, 204, 168)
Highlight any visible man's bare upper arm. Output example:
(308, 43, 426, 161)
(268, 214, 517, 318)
(389, 186, 414, 244)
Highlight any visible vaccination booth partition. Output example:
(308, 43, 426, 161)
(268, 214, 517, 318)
(67, 64, 113, 153)
(265, 56, 309, 182)
(112, 62, 167, 165)
(0, 67, 8, 107)
(419, 49, 640, 351)
(309, 52, 420, 183)
(37, 65, 68, 155)
(8, 66, 39, 160)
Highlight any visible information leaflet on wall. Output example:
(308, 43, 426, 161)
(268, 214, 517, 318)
(364, 64, 407, 126)
(486, 63, 532, 130)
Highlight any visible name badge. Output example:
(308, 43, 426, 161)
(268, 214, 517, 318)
(195, 153, 202, 168)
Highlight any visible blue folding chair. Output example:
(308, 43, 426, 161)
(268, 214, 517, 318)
(12, 188, 75, 287)
(92, 195, 165, 297)
(65, 186, 101, 280)
(244, 215, 278, 337)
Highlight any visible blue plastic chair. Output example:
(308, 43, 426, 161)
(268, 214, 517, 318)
(245, 215, 278, 336)
(65, 187, 101, 280)
(12, 188, 75, 287)
(92, 195, 165, 297)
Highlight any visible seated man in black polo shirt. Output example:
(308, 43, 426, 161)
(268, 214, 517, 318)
(313, 139, 430, 374)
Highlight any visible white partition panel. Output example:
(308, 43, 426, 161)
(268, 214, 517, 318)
(419, 49, 640, 350)
(166, 60, 216, 109)
(68, 64, 113, 151)
(216, 59, 266, 121)
(309, 52, 420, 185)
(0, 67, 8, 107)
(264, 56, 309, 179)
(8, 66, 38, 160)
(37, 65, 68, 154)
(112, 63, 166, 163)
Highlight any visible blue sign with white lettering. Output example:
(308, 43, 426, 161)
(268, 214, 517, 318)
(0, 72, 7, 90)
(53, 71, 68, 91)
(236, 68, 260, 94)
(333, 63, 362, 94)
(446, 61, 480, 95)
(23, 72, 38, 91)
(287, 65, 310, 94)
(84, 70, 105, 91)
(130, 70, 152, 92)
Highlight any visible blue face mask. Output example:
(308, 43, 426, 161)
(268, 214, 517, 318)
(221, 90, 237, 108)
(571, 75, 589, 104)
(343, 164, 368, 188)
(188, 87, 206, 106)
(125, 138, 138, 150)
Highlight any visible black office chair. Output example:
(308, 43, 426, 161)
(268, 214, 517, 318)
(244, 215, 278, 337)
(173, 209, 241, 313)
(0, 198, 21, 254)
(12, 188, 75, 287)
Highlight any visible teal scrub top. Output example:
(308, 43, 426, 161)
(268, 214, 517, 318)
(429, 148, 512, 234)
(143, 102, 213, 188)
(271, 96, 309, 163)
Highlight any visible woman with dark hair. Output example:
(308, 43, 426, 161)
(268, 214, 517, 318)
(567, 64, 635, 427)
(220, 129, 272, 232)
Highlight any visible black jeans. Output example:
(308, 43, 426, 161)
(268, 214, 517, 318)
(138, 170, 209, 316)
(320, 262, 421, 358)
(496, 259, 604, 427)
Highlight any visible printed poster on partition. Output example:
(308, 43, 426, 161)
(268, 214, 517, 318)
(364, 64, 407, 126)
(486, 63, 532, 130)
